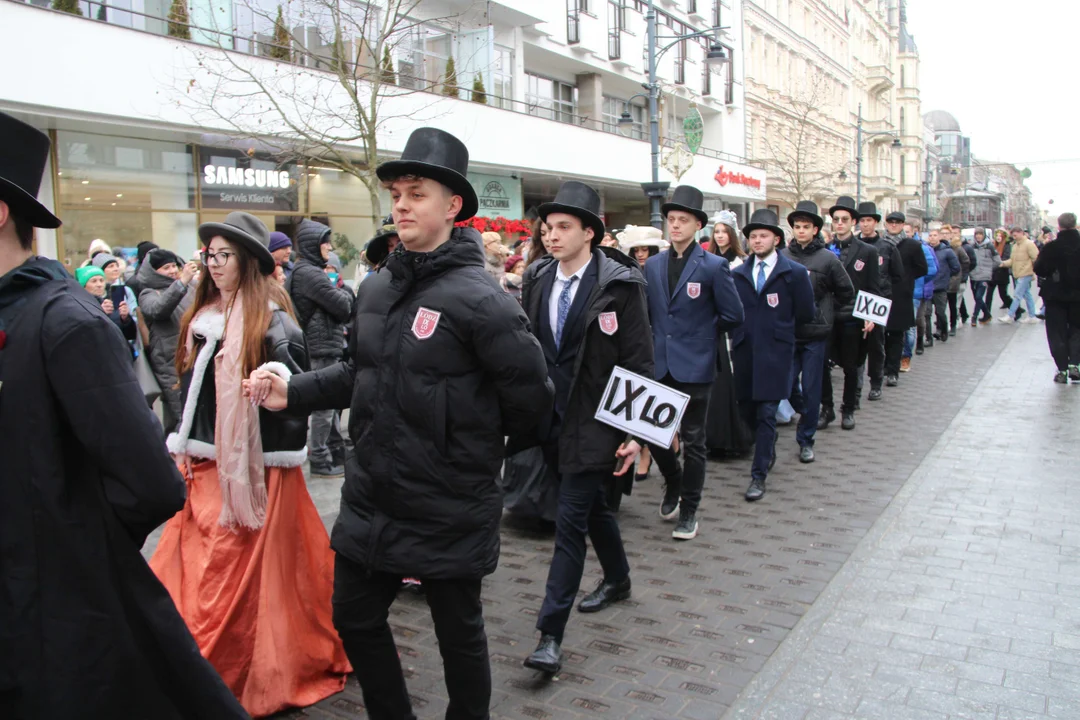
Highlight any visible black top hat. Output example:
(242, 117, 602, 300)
(0, 112, 61, 229)
(364, 214, 398, 267)
(376, 128, 478, 222)
(787, 200, 823, 229)
(538, 181, 606, 245)
(885, 211, 906, 223)
(828, 196, 858, 219)
(661, 185, 709, 226)
(742, 208, 784, 239)
(856, 202, 881, 222)
(198, 211, 276, 276)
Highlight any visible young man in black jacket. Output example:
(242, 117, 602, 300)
(248, 127, 552, 720)
(856, 202, 903, 401)
(782, 201, 854, 463)
(1034, 212, 1080, 383)
(820, 197, 880, 431)
(882, 212, 927, 384)
(516, 181, 653, 676)
(289, 218, 354, 477)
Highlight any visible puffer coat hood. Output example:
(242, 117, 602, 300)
(136, 259, 195, 431)
(290, 219, 354, 359)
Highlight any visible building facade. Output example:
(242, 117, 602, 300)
(3, 0, 761, 268)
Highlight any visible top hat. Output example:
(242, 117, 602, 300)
(661, 185, 709, 226)
(787, 200, 823, 229)
(742, 208, 784, 239)
(539, 181, 606, 245)
(885, 211, 906, 224)
(828, 195, 859, 219)
(0, 112, 61, 229)
(198, 211, 276, 276)
(376, 127, 478, 222)
(856, 202, 881, 222)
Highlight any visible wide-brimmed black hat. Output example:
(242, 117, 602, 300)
(661, 185, 709, 226)
(885, 211, 906, 223)
(376, 127, 478, 222)
(539, 181, 606, 245)
(828, 195, 859, 219)
(787, 200, 823, 229)
(856, 201, 881, 222)
(0, 112, 61, 229)
(742, 208, 784, 239)
(198, 211, 276, 275)
(364, 214, 398, 267)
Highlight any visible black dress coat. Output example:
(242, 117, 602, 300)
(883, 231, 929, 330)
(0, 262, 248, 720)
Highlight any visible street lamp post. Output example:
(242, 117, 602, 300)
(854, 102, 902, 206)
(619, 0, 730, 229)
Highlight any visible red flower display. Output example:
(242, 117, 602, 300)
(455, 216, 531, 238)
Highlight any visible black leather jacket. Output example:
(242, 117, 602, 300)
(167, 305, 310, 465)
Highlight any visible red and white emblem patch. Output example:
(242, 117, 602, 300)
(411, 307, 441, 340)
(854, 260, 865, 271)
(598, 311, 619, 335)
(878, 256, 884, 266)
(766, 293, 779, 308)
(687, 282, 701, 299)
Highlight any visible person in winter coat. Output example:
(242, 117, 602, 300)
(991, 228, 1015, 310)
(882, 212, 927, 384)
(137, 249, 198, 434)
(1033, 212, 1080, 383)
(289, 218, 355, 477)
(856, 203, 904, 401)
(77, 263, 138, 349)
(502, 253, 525, 302)
(0, 110, 248, 720)
(517, 180, 652, 675)
(945, 227, 971, 334)
(905, 237, 938, 365)
(269, 231, 294, 281)
(483, 230, 509, 282)
(927, 227, 961, 341)
(959, 231, 978, 324)
(732, 209, 816, 500)
(126, 240, 158, 293)
(246, 128, 552, 720)
(782, 201, 854, 463)
(968, 229, 1000, 325)
(1000, 226, 1041, 323)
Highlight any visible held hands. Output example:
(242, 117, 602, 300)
(242, 369, 288, 410)
(613, 440, 642, 477)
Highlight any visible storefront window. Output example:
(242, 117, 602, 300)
(307, 166, 377, 268)
(59, 209, 199, 270)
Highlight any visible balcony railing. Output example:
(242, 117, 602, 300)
(567, 0, 581, 44)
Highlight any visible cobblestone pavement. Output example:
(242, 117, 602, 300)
(721, 325, 1080, 720)
(144, 320, 1057, 719)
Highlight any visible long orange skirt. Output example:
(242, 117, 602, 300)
(150, 460, 351, 718)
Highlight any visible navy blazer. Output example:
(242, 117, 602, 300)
(730, 253, 817, 402)
(644, 242, 744, 384)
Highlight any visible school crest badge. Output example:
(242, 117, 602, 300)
(767, 293, 779, 308)
(599, 312, 619, 335)
(878, 256, 884, 266)
(854, 259, 865, 271)
(411, 307, 441, 340)
(687, 282, 701, 299)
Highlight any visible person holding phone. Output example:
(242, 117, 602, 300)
(76, 264, 137, 349)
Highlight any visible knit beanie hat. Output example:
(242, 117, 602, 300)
(147, 248, 182, 270)
(136, 241, 159, 265)
(504, 254, 524, 273)
(92, 253, 119, 271)
(269, 232, 292, 252)
(87, 238, 111, 259)
(76, 265, 105, 287)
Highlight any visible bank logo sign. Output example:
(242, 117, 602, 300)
(469, 173, 523, 220)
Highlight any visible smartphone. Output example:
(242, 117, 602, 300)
(327, 272, 339, 285)
(110, 284, 126, 307)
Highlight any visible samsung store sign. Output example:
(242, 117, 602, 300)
(198, 149, 299, 211)
(203, 164, 292, 190)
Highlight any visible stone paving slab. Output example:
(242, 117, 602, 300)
(722, 326, 1080, 720)
(143, 318, 1045, 718)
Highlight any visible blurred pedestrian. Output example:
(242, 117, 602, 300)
(927, 226, 960, 341)
(1033, 212, 1080, 383)
(969, 229, 1000, 325)
(503, 253, 525, 302)
(999, 226, 1040, 323)
(269, 230, 294, 281)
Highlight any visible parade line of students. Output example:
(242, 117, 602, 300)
(1, 117, 1067, 720)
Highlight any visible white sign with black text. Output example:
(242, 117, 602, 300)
(852, 290, 893, 326)
(594, 367, 691, 449)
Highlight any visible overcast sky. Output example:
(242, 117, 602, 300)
(905, 0, 1077, 219)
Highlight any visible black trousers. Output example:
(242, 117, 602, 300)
(994, 274, 1013, 307)
(537, 469, 630, 643)
(866, 325, 886, 388)
(931, 291, 949, 339)
(649, 375, 713, 514)
(1045, 301, 1080, 371)
(884, 329, 906, 375)
(822, 323, 866, 413)
(947, 291, 962, 329)
(332, 556, 492, 720)
(739, 400, 779, 481)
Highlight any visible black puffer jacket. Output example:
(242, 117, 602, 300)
(782, 235, 855, 342)
(290, 219, 354, 359)
(166, 305, 310, 465)
(287, 229, 552, 579)
(860, 233, 904, 299)
(1034, 228, 1080, 303)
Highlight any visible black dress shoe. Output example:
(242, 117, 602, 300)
(524, 635, 563, 674)
(799, 445, 815, 463)
(886, 374, 899, 387)
(745, 478, 766, 502)
(868, 388, 882, 401)
(817, 407, 836, 430)
(949, 328, 957, 337)
(916, 345, 925, 355)
(841, 412, 856, 430)
(578, 576, 631, 613)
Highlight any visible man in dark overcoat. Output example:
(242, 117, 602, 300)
(0, 113, 248, 719)
(882, 211, 928, 385)
(855, 202, 903, 401)
(730, 209, 816, 502)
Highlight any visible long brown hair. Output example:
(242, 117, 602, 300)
(176, 240, 297, 379)
(711, 223, 746, 259)
(525, 220, 549, 269)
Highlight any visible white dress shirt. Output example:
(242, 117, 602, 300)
(753, 251, 778, 288)
(549, 259, 591, 336)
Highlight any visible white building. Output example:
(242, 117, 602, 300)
(2, 0, 760, 267)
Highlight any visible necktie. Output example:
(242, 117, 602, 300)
(756, 260, 767, 294)
(555, 276, 577, 348)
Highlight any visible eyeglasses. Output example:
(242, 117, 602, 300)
(200, 250, 236, 267)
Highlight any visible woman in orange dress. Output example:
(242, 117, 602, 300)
(150, 212, 350, 717)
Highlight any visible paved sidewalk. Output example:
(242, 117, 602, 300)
(723, 328, 1080, 720)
